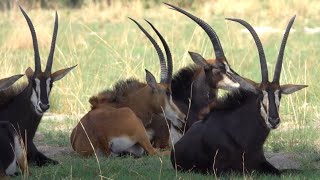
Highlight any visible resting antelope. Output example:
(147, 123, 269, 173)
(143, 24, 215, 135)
(0, 74, 27, 177)
(70, 19, 185, 157)
(0, 7, 76, 166)
(159, 3, 254, 145)
(171, 16, 307, 175)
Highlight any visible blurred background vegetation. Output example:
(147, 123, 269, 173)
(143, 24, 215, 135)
(0, 0, 206, 9)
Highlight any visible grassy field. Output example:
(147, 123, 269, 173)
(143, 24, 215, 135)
(1, 0, 320, 179)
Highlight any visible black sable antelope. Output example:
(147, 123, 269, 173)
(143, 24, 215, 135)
(171, 16, 307, 175)
(0, 7, 76, 166)
(0, 74, 27, 177)
(164, 3, 253, 134)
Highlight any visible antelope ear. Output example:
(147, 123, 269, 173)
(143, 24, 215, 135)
(25, 67, 34, 79)
(0, 74, 23, 90)
(188, 51, 208, 67)
(281, 84, 308, 95)
(51, 65, 77, 82)
(145, 69, 157, 90)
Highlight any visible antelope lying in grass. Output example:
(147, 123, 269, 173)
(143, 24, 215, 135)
(70, 19, 185, 157)
(0, 7, 76, 166)
(0, 74, 27, 177)
(158, 3, 253, 145)
(171, 16, 307, 175)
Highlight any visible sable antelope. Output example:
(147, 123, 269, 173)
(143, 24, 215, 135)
(0, 74, 27, 177)
(163, 3, 253, 136)
(82, 19, 188, 149)
(171, 16, 307, 175)
(70, 19, 185, 157)
(0, 7, 76, 166)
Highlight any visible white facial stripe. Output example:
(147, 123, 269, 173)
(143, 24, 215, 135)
(274, 90, 280, 111)
(30, 78, 44, 115)
(217, 74, 240, 90)
(260, 90, 270, 126)
(46, 78, 51, 96)
(35, 78, 41, 97)
(163, 95, 184, 128)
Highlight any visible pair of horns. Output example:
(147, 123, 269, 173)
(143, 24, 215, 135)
(20, 6, 58, 75)
(226, 16, 295, 83)
(129, 18, 172, 84)
(164, 2, 225, 60)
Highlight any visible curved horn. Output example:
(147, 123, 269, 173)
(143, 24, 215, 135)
(20, 6, 41, 74)
(45, 11, 58, 73)
(129, 18, 168, 83)
(164, 2, 225, 59)
(272, 15, 296, 83)
(226, 18, 269, 83)
(145, 19, 172, 84)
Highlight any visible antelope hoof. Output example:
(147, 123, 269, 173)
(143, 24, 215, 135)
(33, 153, 59, 166)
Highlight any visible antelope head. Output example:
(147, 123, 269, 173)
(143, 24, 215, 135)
(20, 7, 76, 115)
(130, 18, 186, 129)
(164, 3, 254, 92)
(227, 16, 307, 129)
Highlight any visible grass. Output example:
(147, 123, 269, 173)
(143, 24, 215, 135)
(2, 0, 320, 179)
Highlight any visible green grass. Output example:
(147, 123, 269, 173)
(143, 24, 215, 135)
(2, 0, 320, 179)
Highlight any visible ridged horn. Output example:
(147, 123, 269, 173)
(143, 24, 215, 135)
(145, 19, 172, 84)
(45, 11, 58, 73)
(129, 18, 168, 83)
(20, 6, 41, 74)
(164, 2, 225, 59)
(226, 18, 269, 83)
(273, 15, 296, 83)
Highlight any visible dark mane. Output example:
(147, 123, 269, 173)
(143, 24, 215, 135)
(214, 89, 257, 110)
(89, 78, 145, 109)
(0, 82, 28, 107)
(171, 64, 199, 103)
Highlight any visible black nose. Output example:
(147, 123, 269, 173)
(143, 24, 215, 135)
(39, 103, 50, 111)
(269, 117, 280, 127)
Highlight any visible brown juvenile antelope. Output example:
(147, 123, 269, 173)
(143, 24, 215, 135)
(0, 7, 76, 166)
(0, 74, 27, 177)
(70, 19, 185, 157)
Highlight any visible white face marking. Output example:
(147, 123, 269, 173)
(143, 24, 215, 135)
(46, 78, 51, 96)
(163, 96, 185, 128)
(169, 126, 183, 147)
(217, 74, 240, 90)
(274, 90, 280, 111)
(260, 90, 272, 128)
(30, 78, 51, 115)
(30, 88, 42, 115)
